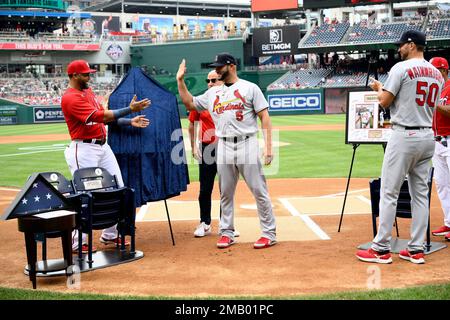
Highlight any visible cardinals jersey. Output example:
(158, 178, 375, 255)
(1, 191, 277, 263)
(193, 79, 268, 138)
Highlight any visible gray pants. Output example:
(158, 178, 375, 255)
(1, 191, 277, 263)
(372, 127, 435, 252)
(216, 134, 276, 241)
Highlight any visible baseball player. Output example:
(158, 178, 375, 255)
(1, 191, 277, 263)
(177, 53, 277, 249)
(61, 59, 150, 253)
(430, 57, 450, 240)
(356, 30, 444, 264)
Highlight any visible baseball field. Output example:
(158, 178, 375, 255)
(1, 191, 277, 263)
(0, 114, 449, 300)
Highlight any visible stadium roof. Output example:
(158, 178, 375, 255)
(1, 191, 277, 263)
(83, 0, 298, 19)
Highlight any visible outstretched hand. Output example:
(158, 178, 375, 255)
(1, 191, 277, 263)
(129, 95, 151, 112)
(176, 59, 186, 81)
(131, 115, 150, 128)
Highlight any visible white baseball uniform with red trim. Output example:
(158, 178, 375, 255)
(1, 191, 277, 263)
(61, 87, 123, 249)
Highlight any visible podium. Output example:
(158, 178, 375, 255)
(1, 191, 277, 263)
(17, 211, 76, 289)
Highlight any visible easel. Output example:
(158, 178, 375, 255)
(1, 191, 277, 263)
(338, 53, 383, 232)
(337, 142, 386, 232)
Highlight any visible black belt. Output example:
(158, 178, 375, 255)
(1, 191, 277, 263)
(82, 138, 106, 145)
(404, 126, 431, 130)
(222, 135, 250, 143)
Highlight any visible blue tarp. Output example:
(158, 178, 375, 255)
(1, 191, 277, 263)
(108, 67, 189, 206)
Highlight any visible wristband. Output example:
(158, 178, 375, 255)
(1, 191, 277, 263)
(117, 118, 132, 126)
(112, 107, 132, 119)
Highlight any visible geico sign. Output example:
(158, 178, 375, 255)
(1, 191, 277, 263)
(269, 94, 321, 109)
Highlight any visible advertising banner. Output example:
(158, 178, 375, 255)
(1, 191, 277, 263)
(251, 0, 298, 12)
(33, 107, 65, 123)
(0, 42, 100, 51)
(0, 107, 17, 125)
(268, 92, 323, 113)
(253, 25, 300, 56)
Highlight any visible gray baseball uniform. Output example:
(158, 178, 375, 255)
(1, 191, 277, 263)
(193, 79, 276, 241)
(372, 58, 444, 252)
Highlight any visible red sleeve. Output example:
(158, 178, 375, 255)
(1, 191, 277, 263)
(61, 92, 105, 124)
(188, 109, 200, 123)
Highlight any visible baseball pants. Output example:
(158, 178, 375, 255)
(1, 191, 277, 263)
(371, 127, 435, 252)
(65, 140, 124, 249)
(432, 140, 450, 228)
(216, 134, 276, 241)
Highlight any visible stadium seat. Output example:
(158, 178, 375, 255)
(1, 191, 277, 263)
(71, 167, 136, 264)
(368, 168, 434, 252)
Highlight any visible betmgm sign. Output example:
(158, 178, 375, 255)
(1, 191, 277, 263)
(268, 92, 323, 114)
(252, 25, 300, 56)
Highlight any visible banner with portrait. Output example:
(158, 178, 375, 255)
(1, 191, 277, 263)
(345, 90, 392, 144)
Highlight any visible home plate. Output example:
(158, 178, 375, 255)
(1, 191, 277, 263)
(233, 216, 323, 243)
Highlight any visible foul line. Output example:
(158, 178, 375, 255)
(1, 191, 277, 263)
(279, 198, 330, 240)
(0, 187, 20, 192)
(136, 204, 149, 222)
(0, 149, 64, 158)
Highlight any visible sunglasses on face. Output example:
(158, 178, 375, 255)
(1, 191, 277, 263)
(78, 73, 91, 77)
(206, 78, 218, 84)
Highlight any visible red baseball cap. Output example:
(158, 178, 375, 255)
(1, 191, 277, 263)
(430, 57, 449, 70)
(67, 59, 97, 75)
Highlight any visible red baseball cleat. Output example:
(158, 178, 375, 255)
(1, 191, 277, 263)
(356, 248, 392, 264)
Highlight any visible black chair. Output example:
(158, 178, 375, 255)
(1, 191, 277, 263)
(71, 167, 136, 264)
(369, 168, 434, 251)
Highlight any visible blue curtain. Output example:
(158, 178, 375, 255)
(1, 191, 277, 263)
(108, 67, 189, 206)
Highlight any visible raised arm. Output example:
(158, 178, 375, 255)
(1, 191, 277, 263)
(176, 59, 196, 111)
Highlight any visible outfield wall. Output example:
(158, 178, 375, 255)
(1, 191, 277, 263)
(0, 99, 63, 125)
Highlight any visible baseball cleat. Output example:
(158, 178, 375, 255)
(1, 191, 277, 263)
(73, 244, 97, 254)
(399, 249, 425, 264)
(100, 236, 130, 246)
(356, 248, 392, 264)
(445, 233, 450, 241)
(253, 237, 276, 249)
(217, 236, 235, 248)
(431, 225, 450, 236)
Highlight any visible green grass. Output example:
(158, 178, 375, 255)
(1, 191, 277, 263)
(1, 283, 449, 300)
(0, 115, 383, 187)
(0, 123, 69, 136)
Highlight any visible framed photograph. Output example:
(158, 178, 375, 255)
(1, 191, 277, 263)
(345, 90, 392, 144)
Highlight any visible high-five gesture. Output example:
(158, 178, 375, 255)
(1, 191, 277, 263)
(129, 95, 151, 112)
(177, 59, 187, 81)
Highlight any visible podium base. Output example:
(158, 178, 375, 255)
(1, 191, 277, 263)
(25, 248, 144, 277)
(357, 238, 447, 254)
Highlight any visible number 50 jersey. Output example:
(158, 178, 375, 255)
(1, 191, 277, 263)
(383, 58, 444, 127)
